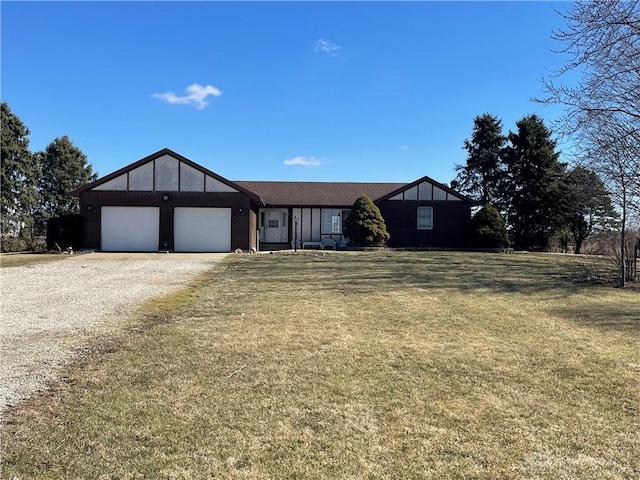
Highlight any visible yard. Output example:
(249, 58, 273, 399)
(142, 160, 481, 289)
(0, 253, 69, 268)
(1, 251, 638, 479)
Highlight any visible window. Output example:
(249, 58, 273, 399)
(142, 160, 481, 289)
(331, 215, 341, 233)
(267, 211, 280, 228)
(417, 207, 433, 230)
(321, 209, 344, 234)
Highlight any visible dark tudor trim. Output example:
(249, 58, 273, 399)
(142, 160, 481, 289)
(79, 190, 256, 252)
(73, 149, 477, 252)
(72, 148, 262, 204)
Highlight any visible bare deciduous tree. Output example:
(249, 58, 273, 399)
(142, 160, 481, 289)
(538, 0, 640, 285)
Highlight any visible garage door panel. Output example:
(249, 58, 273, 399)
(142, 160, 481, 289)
(174, 207, 231, 252)
(102, 207, 159, 252)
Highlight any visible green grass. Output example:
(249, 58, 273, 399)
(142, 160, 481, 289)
(2, 252, 638, 479)
(0, 253, 68, 268)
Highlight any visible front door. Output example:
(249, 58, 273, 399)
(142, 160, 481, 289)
(264, 209, 288, 243)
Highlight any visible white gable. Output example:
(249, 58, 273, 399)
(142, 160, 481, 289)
(90, 153, 239, 193)
(129, 162, 154, 191)
(404, 186, 418, 200)
(180, 163, 205, 192)
(155, 155, 179, 191)
(418, 182, 432, 200)
(93, 174, 127, 191)
(387, 179, 463, 202)
(433, 185, 447, 200)
(206, 176, 239, 193)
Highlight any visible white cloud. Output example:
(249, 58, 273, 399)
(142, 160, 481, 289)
(314, 38, 341, 56)
(283, 156, 325, 167)
(153, 83, 222, 109)
(400, 145, 409, 150)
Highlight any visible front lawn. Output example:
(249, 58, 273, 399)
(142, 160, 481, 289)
(0, 253, 68, 268)
(2, 252, 638, 479)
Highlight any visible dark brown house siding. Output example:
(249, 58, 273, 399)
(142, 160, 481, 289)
(378, 200, 472, 249)
(79, 190, 252, 251)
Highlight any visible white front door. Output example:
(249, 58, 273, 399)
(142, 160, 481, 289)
(264, 209, 288, 243)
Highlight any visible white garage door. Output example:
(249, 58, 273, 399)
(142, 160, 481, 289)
(101, 206, 159, 252)
(174, 207, 231, 252)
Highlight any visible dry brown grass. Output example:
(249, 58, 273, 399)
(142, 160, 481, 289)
(0, 253, 68, 268)
(1, 251, 638, 479)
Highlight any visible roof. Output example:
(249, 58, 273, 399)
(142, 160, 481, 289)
(70, 148, 262, 204)
(70, 148, 477, 207)
(235, 181, 406, 207)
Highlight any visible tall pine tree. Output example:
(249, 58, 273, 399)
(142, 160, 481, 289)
(504, 115, 565, 250)
(1, 102, 40, 250)
(38, 136, 97, 219)
(452, 113, 506, 206)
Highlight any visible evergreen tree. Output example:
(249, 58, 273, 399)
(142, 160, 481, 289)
(343, 195, 390, 246)
(452, 113, 506, 206)
(1, 102, 40, 250)
(38, 136, 97, 219)
(504, 115, 566, 250)
(469, 204, 509, 248)
(561, 165, 617, 254)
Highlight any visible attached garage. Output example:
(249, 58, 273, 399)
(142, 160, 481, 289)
(74, 150, 257, 253)
(174, 207, 231, 252)
(101, 206, 159, 252)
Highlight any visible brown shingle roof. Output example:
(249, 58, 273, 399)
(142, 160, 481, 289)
(235, 181, 406, 207)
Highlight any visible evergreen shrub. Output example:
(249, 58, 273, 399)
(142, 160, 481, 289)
(469, 204, 509, 248)
(343, 195, 390, 247)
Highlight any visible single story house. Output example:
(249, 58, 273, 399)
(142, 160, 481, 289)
(71, 148, 477, 252)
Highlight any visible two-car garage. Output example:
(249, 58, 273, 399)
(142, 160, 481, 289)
(74, 149, 258, 252)
(101, 206, 231, 252)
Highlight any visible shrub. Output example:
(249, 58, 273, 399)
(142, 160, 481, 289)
(343, 195, 390, 247)
(1, 236, 27, 253)
(469, 204, 509, 248)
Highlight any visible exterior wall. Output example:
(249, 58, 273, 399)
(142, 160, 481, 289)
(378, 200, 472, 248)
(310, 209, 322, 241)
(249, 209, 258, 251)
(294, 207, 347, 243)
(79, 190, 253, 251)
(259, 207, 349, 250)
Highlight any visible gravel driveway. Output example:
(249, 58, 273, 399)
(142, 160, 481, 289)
(0, 252, 226, 416)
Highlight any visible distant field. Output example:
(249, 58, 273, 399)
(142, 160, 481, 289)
(0, 253, 68, 268)
(2, 251, 638, 479)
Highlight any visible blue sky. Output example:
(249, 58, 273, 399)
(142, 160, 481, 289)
(2, 1, 570, 184)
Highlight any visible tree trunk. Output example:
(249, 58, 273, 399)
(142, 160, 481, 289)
(620, 201, 626, 288)
(575, 238, 583, 255)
